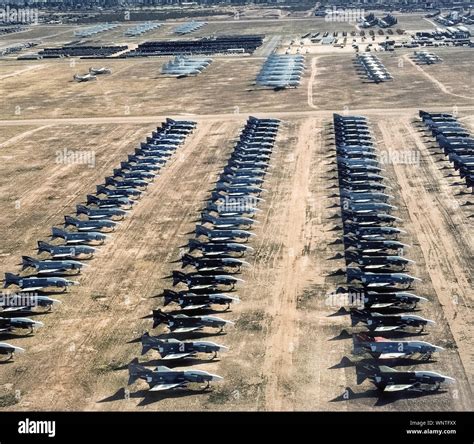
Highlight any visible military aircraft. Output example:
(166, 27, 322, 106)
(152, 309, 234, 332)
(201, 213, 257, 230)
(73, 73, 97, 83)
(51, 227, 109, 245)
(358, 364, 455, 393)
(76, 205, 127, 221)
(0, 317, 44, 334)
(96, 184, 142, 199)
(64, 215, 117, 232)
(352, 310, 435, 332)
(181, 254, 250, 272)
(195, 225, 256, 242)
(171, 270, 244, 290)
(87, 194, 135, 209)
(4, 273, 78, 293)
(89, 67, 112, 75)
(128, 359, 223, 391)
(0, 342, 25, 360)
(1, 293, 60, 313)
(141, 333, 228, 359)
(346, 268, 421, 288)
(37, 241, 95, 260)
(21, 255, 86, 275)
(162, 289, 240, 310)
(354, 333, 443, 360)
(345, 253, 414, 271)
(188, 239, 254, 256)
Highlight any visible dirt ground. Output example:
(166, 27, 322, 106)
(0, 16, 472, 411)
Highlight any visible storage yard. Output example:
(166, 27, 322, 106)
(0, 11, 472, 412)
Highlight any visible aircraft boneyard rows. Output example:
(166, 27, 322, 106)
(129, 116, 281, 394)
(328, 114, 454, 396)
(161, 56, 213, 78)
(0, 118, 196, 361)
(355, 54, 393, 83)
(419, 110, 474, 191)
(256, 54, 305, 90)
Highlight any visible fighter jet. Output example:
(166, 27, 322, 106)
(345, 253, 414, 271)
(360, 290, 428, 310)
(1, 293, 61, 313)
(152, 309, 234, 332)
(37, 241, 95, 260)
(354, 333, 443, 360)
(64, 215, 117, 233)
(76, 205, 127, 221)
(3, 273, 78, 293)
(141, 333, 228, 360)
(73, 73, 97, 83)
(171, 270, 244, 290)
(181, 254, 250, 272)
(201, 213, 257, 229)
(0, 317, 44, 334)
(51, 227, 109, 245)
(87, 194, 135, 209)
(359, 364, 455, 393)
(96, 185, 142, 199)
(195, 225, 256, 242)
(162, 289, 240, 310)
(21, 256, 86, 275)
(188, 239, 254, 257)
(0, 342, 25, 360)
(352, 310, 435, 332)
(347, 268, 421, 288)
(128, 359, 223, 391)
(89, 67, 111, 75)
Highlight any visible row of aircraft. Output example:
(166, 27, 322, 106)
(128, 116, 281, 393)
(412, 51, 443, 65)
(419, 110, 474, 190)
(355, 54, 393, 83)
(0, 118, 196, 361)
(330, 114, 455, 396)
(256, 54, 305, 90)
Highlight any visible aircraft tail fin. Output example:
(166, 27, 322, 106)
(181, 254, 194, 268)
(37, 241, 51, 253)
(128, 358, 148, 385)
(21, 256, 37, 269)
(51, 227, 66, 239)
(87, 195, 100, 206)
(64, 215, 77, 227)
(172, 271, 185, 287)
(4, 272, 20, 288)
(76, 205, 89, 216)
(162, 289, 178, 306)
(188, 239, 201, 252)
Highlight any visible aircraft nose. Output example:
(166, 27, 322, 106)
(443, 376, 456, 384)
(434, 346, 445, 352)
(218, 345, 229, 353)
(211, 374, 224, 382)
(14, 346, 26, 353)
(426, 319, 436, 325)
(34, 321, 45, 328)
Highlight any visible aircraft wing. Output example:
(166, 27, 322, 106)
(379, 352, 408, 359)
(149, 383, 184, 391)
(161, 353, 193, 360)
(1, 306, 30, 312)
(364, 265, 389, 270)
(384, 384, 415, 392)
(373, 325, 401, 332)
(182, 304, 208, 310)
(170, 326, 201, 333)
(367, 282, 392, 287)
(370, 303, 394, 308)
(19, 286, 45, 292)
